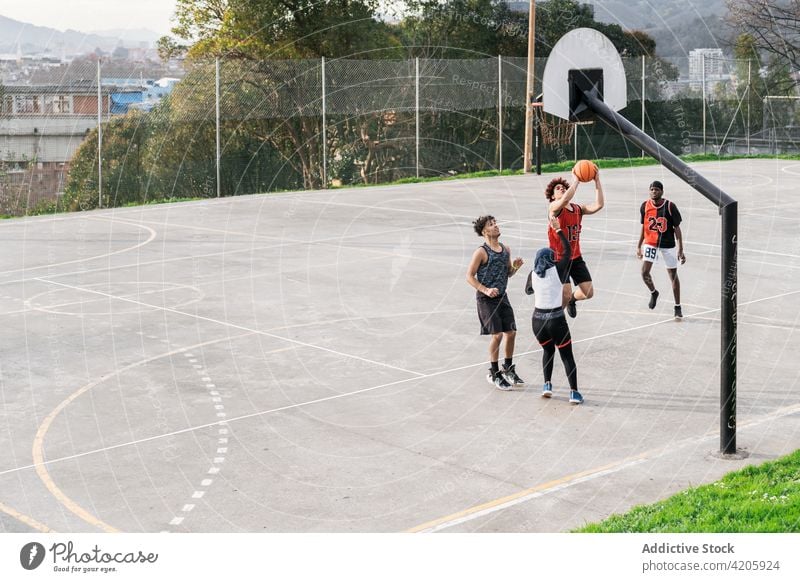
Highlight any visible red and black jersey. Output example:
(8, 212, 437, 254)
(640, 198, 682, 248)
(548, 203, 582, 260)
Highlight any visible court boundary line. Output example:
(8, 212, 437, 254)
(406, 401, 800, 533)
(3, 287, 797, 482)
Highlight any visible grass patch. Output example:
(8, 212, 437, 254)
(575, 449, 800, 533)
(122, 196, 204, 207)
(332, 153, 800, 190)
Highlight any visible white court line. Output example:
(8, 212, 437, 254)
(1, 175, 791, 286)
(0, 218, 463, 287)
(33, 277, 424, 378)
(691, 316, 800, 332)
(297, 197, 481, 220)
(0, 219, 157, 276)
(3, 286, 795, 481)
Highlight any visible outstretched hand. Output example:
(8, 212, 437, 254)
(512, 257, 524, 270)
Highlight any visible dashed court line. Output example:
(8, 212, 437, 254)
(165, 349, 230, 531)
(23, 333, 257, 533)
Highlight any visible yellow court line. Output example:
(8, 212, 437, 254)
(406, 454, 649, 533)
(0, 501, 55, 533)
(407, 402, 800, 533)
(31, 332, 257, 533)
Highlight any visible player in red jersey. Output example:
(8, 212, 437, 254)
(636, 180, 686, 319)
(544, 168, 605, 318)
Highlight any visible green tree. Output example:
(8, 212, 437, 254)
(400, 0, 528, 58)
(169, 0, 401, 59)
(62, 111, 149, 211)
(161, 0, 404, 189)
(727, 0, 800, 76)
(731, 33, 763, 135)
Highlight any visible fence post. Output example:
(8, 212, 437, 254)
(523, 3, 536, 173)
(97, 59, 102, 208)
(498, 55, 503, 172)
(321, 56, 327, 188)
(641, 54, 646, 158)
(415, 57, 420, 179)
(746, 61, 751, 156)
(216, 58, 221, 198)
(702, 53, 707, 154)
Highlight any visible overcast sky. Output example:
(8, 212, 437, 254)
(2, 1, 178, 35)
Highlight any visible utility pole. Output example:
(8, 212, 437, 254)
(523, 0, 536, 173)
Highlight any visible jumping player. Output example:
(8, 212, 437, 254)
(545, 168, 605, 318)
(636, 180, 686, 319)
(525, 216, 583, 404)
(466, 216, 525, 390)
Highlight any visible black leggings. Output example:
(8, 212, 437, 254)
(531, 308, 578, 390)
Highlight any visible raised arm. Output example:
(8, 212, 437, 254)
(548, 172, 580, 215)
(582, 172, 605, 215)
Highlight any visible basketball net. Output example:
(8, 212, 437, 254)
(533, 104, 592, 147)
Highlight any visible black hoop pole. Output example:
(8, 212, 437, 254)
(581, 89, 738, 455)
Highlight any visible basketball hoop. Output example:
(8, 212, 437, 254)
(533, 102, 583, 147)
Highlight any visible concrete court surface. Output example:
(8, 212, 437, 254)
(0, 158, 798, 533)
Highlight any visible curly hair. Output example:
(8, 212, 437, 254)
(544, 177, 570, 202)
(472, 215, 495, 237)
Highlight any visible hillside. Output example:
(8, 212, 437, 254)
(0, 14, 156, 55)
(587, 0, 734, 58)
(508, 0, 735, 58)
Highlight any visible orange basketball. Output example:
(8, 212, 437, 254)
(573, 159, 598, 182)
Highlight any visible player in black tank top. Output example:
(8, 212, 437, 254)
(466, 215, 525, 391)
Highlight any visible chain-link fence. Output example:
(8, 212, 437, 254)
(1, 54, 798, 214)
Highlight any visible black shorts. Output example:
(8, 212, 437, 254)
(477, 294, 517, 335)
(531, 307, 572, 348)
(555, 256, 592, 286)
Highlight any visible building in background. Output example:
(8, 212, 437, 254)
(689, 48, 727, 91)
(0, 83, 142, 211)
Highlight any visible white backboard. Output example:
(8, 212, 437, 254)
(542, 28, 627, 121)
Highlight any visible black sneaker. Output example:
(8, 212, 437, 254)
(566, 297, 577, 318)
(648, 289, 659, 310)
(502, 364, 524, 385)
(486, 369, 513, 391)
(674, 305, 683, 319)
